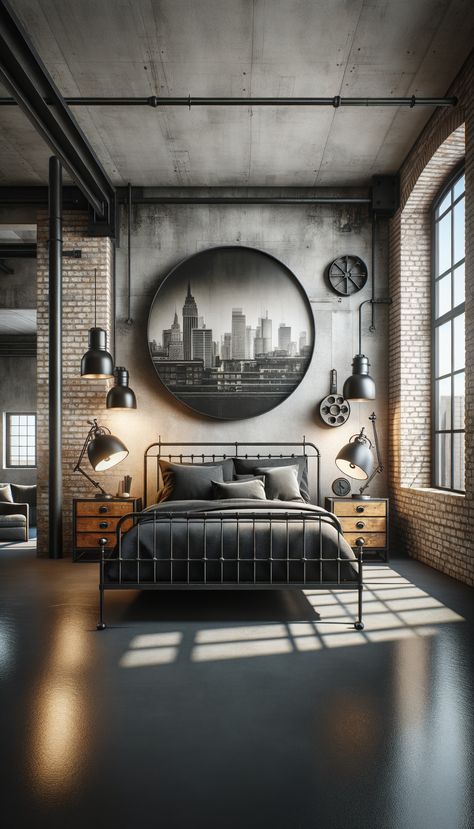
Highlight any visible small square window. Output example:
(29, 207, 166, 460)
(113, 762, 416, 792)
(5, 413, 37, 467)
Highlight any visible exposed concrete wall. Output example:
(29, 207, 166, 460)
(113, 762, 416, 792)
(114, 191, 389, 504)
(0, 255, 37, 486)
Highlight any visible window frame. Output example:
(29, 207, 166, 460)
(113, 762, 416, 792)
(431, 163, 465, 493)
(4, 412, 37, 469)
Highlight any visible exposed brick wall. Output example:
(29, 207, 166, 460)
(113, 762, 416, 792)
(389, 51, 474, 585)
(36, 211, 116, 556)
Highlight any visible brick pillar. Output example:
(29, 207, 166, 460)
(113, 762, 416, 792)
(36, 210, 114, 556)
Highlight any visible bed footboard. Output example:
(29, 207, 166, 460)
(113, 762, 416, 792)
(96, 510, 364, 632)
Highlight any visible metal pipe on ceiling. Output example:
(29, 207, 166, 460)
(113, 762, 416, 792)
(118, 196, 372, 205)
(0, 95, 458, 108)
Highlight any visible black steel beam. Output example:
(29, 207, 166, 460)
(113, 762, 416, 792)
(0, 0, 115, 229)
(0, 185, 87, 207)
(117, 188, 371, 206)
(0, 242, 36, 257)
(0, 94, 458, 108)
(48, 156, 62, 559)
(0, 334, 36, 356)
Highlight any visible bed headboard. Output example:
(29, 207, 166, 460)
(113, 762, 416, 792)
(144, 437, 320, 507)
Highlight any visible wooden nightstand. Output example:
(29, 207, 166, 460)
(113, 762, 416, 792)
(325, 496, 389, 562)
(73, 496, 142, 562)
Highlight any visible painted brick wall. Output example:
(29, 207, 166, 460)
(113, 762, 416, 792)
(36, 211, 117, 556)
(389, 52, 474, 585)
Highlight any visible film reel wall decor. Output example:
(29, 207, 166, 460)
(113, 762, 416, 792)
(319, 369, 351, 427)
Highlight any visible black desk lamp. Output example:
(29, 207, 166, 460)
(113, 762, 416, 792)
(335, 412, 384, 499)
(74, 419, 128, 498)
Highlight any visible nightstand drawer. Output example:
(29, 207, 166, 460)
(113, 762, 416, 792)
(345, 532, 386, 548)
(340, 516, 386, 533)
(76, 516, 134, 533)
(76, 500, 133, 517)
(76, 532, 116, 549)
(332, 500, 386, 517)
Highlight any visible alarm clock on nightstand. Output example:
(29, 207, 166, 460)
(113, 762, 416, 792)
(332, 477, 351, 497)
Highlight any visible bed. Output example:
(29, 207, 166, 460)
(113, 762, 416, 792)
(96, 439, 365, 630)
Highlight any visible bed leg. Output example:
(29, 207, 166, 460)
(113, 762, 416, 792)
(354, 538, 364, 631)
(97, 538, 107, 630)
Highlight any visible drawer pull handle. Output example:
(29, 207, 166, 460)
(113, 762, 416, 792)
(99, 506, 108, 514)
(99, 521, 108, 529)
(356, 521, 365, 529)
(356, 506, 365, 513)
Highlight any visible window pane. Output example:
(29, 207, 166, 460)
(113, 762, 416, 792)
(453, 174, 464, 200)
(453, 197, 465, 265)
(435, 433, 451, 488)
(453, 263, 465, 307)
(435, 274, 451, 318)
(437, 189, 451, 217)
(436, 321, 451, 377)
(453, 372, 465, 430)
(436, 213, 452, 275)
(453, 313, 465, 371)
(453, 433, 465, 491)
(435, 377, 451, 429)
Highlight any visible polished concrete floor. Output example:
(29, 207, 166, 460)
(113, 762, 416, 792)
(0, 550, 472, 829)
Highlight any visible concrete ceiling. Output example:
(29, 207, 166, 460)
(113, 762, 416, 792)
(0, 309, 36, 334)
(0, 0, 473, 187)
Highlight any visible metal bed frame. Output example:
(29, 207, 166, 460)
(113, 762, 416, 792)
(96, 439, 365, 631)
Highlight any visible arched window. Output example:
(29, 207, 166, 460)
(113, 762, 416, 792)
(432, 166, 465, 492)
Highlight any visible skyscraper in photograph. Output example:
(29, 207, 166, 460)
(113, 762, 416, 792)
(192, 326, 213, 368)
(168, 310, 184, 359)
(245, 326, 255, 359)
(182, 282, 198, 360)
(299, 331, 307, 354)
(221, 332, 232, 360)
(262, 312, 272, 353)
(278, 323, 291, 353)
(231, 308, 246, 358)
(254, 321, 264, 356)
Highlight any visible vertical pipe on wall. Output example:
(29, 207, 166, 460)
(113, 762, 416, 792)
(48, 156, 63, 558)
(126, 182, 133, 325)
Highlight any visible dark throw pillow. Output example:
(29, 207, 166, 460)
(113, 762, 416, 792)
(0, 484, 13, 503)
(211, 478, 266, 500)
(233, 456, 310, 501)
(255, 465, 304, 502)
(10, 483, 37, 525)
(157, 461, 225, 502)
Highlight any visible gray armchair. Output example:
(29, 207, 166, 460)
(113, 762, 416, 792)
(0, 502, 29, 542)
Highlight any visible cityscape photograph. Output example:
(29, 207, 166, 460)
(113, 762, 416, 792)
(148, 246, 314, 418)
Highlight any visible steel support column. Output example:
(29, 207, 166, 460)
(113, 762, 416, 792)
(48, 156, 62, 559)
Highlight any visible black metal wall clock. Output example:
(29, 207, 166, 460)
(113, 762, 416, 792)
(332, 477, 351, 497)
(327, 255, 368, 296)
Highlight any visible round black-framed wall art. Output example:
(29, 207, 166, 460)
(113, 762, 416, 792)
(147, 246, 315, 420)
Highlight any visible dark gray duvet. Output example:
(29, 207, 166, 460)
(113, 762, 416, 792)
(104, 499, 359, 585)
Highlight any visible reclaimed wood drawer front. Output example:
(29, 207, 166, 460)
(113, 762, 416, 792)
(76, 516, 121, 532)
(76, 532, 116, 549)
(76, 501, 132, 517)
(345, 532, 386, 548)
(340, 516, 386, 533)
(332, 500, 386, 517)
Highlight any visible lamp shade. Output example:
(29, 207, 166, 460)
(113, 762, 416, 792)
(106, 366, 137, 409)
(87, 432, 128, 472)
(81, 328, 114, 379)
(342, 353, 375, 401)
(335, 433, 374, 480)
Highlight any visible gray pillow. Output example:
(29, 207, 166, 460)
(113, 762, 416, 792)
(157, 461, 225, 502)
(256, 465, 304, 502)
(233, 456, 310, 501)
(211, 478, 266, 500)
(0, 484, 13, 503)
(233, 474, 265, 483)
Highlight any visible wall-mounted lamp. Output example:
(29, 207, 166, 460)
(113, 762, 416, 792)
(335, 412, 384, 498)
(73, 419, 128, 498)
(80, 269, 114, 378)
(343, 298, 391, 401)
(106, 366, 137, 409)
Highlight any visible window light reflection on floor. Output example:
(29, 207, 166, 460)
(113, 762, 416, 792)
(118, 567, 465, 668)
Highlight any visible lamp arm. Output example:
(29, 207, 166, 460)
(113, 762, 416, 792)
(75, 463, 107, 496)
(73, 419, 107, 496)
(359, 412, 384, 495)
